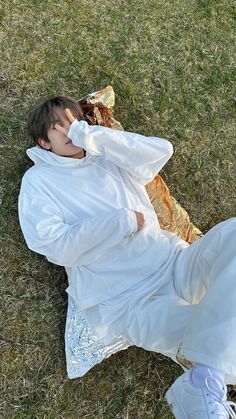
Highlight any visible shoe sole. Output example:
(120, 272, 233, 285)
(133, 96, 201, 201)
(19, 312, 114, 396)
(165, 386, 187, 419)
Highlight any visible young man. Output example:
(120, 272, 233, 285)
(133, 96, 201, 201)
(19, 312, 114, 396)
(18, 95, 236, 418)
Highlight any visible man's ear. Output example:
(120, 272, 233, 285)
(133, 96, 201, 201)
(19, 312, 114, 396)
(37, 138, 51, 150)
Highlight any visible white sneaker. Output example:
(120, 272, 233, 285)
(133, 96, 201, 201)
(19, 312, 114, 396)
(165, 370, 236, 418)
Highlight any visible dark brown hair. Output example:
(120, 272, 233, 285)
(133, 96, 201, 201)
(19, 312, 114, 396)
(26, 96, 84, 146)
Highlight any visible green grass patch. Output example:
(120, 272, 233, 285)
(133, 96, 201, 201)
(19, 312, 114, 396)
(1, 0, 235, 417)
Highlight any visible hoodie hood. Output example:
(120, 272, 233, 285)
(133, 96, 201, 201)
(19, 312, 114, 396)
(26, 146, 122, 182)
(26, 146, 89, 168)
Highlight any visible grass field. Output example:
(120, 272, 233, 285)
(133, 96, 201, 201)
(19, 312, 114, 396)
(1, 0, 235, 417)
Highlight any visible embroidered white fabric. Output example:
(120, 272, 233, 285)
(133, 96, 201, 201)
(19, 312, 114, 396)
(65, 295, 131, 378)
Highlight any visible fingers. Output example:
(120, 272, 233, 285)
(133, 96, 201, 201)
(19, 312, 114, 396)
(134, 211, 145, 230)
(55, 124, 68, 135)
(54, 108, 76, 135)
(65, 108, 76, 123)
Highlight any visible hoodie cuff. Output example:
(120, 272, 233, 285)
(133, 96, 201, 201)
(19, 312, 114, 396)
(124, 208, 138, 234)
(67, 120, 87, 148)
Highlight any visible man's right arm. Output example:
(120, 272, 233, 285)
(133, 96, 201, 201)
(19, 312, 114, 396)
(18, 193, 143, 268)
(67, 119, 173, 186)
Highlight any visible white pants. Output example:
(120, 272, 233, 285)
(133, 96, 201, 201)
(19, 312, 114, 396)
(122, 218, 236, 383)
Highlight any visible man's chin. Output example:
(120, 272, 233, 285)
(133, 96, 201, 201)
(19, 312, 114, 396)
(68, 149, 85, 159)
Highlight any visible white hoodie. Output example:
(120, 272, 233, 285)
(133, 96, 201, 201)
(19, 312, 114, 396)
(18, 120, 187, 340)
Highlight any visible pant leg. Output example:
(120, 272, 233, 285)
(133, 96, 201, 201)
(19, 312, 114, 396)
(122, 280, 194, 363)
(173, 217, 236, 379)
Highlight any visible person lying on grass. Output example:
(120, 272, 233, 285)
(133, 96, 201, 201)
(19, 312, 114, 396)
(18, 95, 236, 419)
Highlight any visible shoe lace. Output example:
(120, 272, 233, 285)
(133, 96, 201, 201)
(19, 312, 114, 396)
(205, 371, 236, 418)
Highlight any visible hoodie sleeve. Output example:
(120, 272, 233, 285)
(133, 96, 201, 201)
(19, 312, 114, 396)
(18, 193, 138, 268)
(67, 120, 173, 185)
